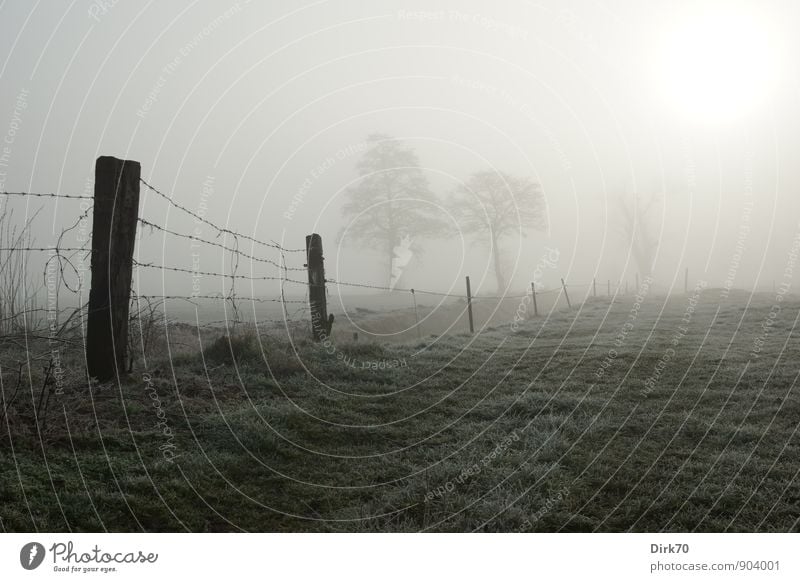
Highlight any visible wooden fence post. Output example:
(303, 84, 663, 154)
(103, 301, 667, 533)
(306, 233, 331, 341)
(465, 276, 474, 334)
(607, 279, 610, 297)
(561, 278, 571, 309)
(87, 156, 141, 382)
(530, 281, 538, 317)
(593, 278, 596, 298)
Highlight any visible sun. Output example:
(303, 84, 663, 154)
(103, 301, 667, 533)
(654, 7, 779, 124)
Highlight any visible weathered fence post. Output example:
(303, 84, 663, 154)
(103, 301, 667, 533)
(561, 278, 571, 309)
(87, 156, 141, 381)
(607, 279, 610, 297)
(306, 233, 331, 341)
(465, 276, 474, 334)
(530, 281, 538, 317)
(593, 278, 597, 298)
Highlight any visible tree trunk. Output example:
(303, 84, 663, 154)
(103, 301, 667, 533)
(491, 235, 506, 292)
(387, 243, 395, 288)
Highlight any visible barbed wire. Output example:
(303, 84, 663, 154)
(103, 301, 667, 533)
(471, 293, 531, 300)
(324, 278, 543, 300)
(0, 191, 92, 200)
(325, 278, 465, 298)
(135, 293, 306, 305)
(136, 217, 306, 271)
(3, 188, 601, 333)
(132, 259, 308, 285)
(0, 244, 570, 301)
(139, 178, 305, 253)
(0, 246, 90, 253)
(194, 315, 305, 328)
(44, 204, 94, 294)
(0, 307, 52, 325)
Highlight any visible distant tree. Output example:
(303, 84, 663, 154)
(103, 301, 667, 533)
(451, 171, 546, 291)
(340, 134, 442, 287)
(619, 192, 660, 279)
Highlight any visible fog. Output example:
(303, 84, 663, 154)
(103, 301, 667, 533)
(2, 0, 800, 304)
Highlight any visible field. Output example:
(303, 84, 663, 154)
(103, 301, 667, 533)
(1, 288, 799, 532)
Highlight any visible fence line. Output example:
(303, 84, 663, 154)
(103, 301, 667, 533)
(134, 294, 307, 305)
(3, 163, 717, 378)
(136, 217, 305, 271)
(470, 292, 530, 300)
(325, 278, 464, 298)
(326, 277, 562, 300)
(1, 197, 651, 306)
(3, 178, 609, 324)
(139, 178, 304, 253)
(132, 260, 308, 284)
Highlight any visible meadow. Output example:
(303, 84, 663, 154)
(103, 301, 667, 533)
(1, 288, 798, 532)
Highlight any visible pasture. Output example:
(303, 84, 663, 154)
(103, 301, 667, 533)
(1, 288, 798, 532)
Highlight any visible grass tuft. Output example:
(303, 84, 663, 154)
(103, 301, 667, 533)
(203, 332, 262, 365)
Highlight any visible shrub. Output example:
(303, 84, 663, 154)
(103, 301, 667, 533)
(203, 332, 262, 365)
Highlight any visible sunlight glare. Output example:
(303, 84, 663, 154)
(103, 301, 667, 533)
(655, 7, 779, 124)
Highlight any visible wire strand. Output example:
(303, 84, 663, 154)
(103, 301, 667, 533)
(136, 218, 305, 271)
(135, 294, 306, 304)
(0, 191, 92, 200)
(133, 259, 307, 285)
(139, 178, 305, 253)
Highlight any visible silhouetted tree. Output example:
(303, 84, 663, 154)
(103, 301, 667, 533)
(340, 134, 442, 287)
(619, 192, 660, 279)
(451, 171, 546, 291)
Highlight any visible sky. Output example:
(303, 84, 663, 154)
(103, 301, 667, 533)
(2, 0, 799, 300)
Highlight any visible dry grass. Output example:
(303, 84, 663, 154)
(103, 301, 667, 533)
(1, 290, 799, 532)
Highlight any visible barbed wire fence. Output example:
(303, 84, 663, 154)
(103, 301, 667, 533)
(135, 177, 309, 329)
(0, 190, 92, 337)
(1, 156, 706, 380)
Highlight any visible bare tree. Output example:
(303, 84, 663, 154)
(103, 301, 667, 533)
(451, 170, 546, 291)
(340, 134, 442, 287)
(619, 192, 660, 279)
